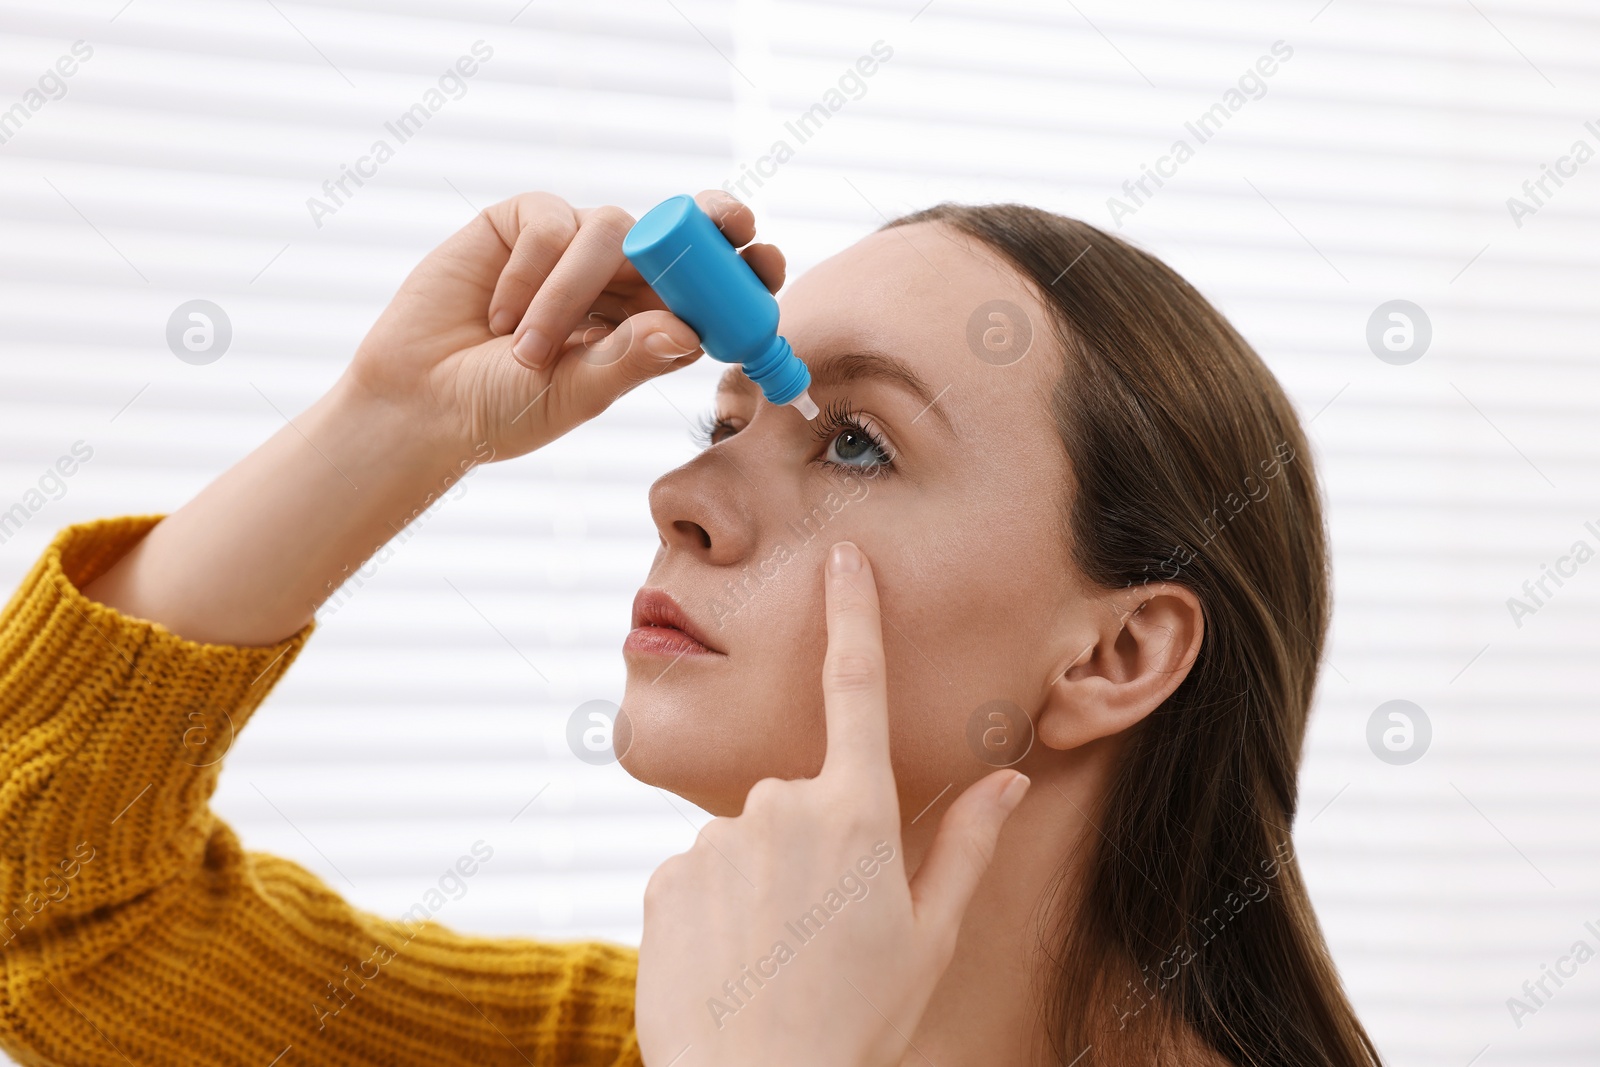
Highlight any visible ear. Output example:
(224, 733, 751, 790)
(1036, 582, 1205, 752)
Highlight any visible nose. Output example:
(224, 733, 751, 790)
(646, 451, 758, 566)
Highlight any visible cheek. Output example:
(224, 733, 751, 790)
(870, 527, 1064, 801)
(723, 505, 1057, 802)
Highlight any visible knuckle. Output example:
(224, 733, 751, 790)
(824, 651, 881, 692)
(514, 190, 569, 214)
(642, 859, 681, 910)
(742, 775, 788, 811)
(494, 192, 569, 237)
(586, 204, 635, 243)
(822, 795, 874, 839)
(530, 275, 584, 317)
(695, 189, 739, 217)
(513, 219, 572, 273)
(960, 824, 996, 876)
(691, 816, 730, 852)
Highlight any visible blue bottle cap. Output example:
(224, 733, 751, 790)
(624, 195, 815, 414)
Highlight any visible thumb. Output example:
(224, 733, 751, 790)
(908, 769, 1030, 945)
(573, 310, 703, 398)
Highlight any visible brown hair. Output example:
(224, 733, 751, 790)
(881, 204, 1381, 1067)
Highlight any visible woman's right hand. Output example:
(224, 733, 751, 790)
(81, 189, 783, 648)
(343, 189, 786, 461)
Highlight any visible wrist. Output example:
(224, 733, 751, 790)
(322, 368, 462, 481)
(308, 371, 497, 571)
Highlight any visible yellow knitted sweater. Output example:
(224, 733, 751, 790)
(0, 515, 642, 1066)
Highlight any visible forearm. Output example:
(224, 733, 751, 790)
(82, 372, 471, 647)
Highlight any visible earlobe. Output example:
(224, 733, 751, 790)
(1035, 584, 1204, 752)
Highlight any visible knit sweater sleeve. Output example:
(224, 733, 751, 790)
(0, 515, 642, 1067)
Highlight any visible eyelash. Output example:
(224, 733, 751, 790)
(812, 398, 896, 475)
(690, 410, 725, 449)
(690, 399, 896, 476)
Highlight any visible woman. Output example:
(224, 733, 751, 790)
(0, 189, 1380, 1065)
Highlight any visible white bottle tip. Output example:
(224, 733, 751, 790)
(789, 390, 820, 420)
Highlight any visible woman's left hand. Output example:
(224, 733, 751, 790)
(634, 540, 1032, 1067)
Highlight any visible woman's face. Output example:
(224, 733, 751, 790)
(619, 220, 1086, 817)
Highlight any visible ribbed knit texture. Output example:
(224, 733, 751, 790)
(0, 515, 642, 1067)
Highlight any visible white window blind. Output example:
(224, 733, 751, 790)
(1, 2, 1597, 1065)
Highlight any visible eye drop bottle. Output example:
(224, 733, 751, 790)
(622, 194, 819, 420)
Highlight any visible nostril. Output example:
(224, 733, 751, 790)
(673, 520, 711, 551)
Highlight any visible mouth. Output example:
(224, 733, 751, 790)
(626, 587, 725, 658)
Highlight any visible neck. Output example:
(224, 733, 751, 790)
(896, 743, 1110, 1067)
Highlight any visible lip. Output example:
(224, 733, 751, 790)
(626, 587, 724, 657)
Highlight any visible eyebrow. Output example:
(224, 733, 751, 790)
(718, 348, 954, 434)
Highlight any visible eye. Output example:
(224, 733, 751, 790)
(823, 425, 887, 468)
(813, 399, 895, 475)
(692, 410, 740, 449)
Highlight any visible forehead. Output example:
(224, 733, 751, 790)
(769, 220, 1062, 425)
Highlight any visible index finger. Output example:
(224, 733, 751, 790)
(508, 204, 634, 369)
(820, 540, 893, 782)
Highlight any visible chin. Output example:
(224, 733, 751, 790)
(616, 687, 752, 816)
(617, 676, 824, 816)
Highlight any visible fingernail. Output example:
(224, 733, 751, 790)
(512, 329, 548, 367)
(999, 772, 1030, 812)
(829, 541, 860, 575)
(490, 310, 517, 335)
(645, 331, 686, 358)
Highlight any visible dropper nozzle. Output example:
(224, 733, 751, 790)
(622, 196, 817, 418)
